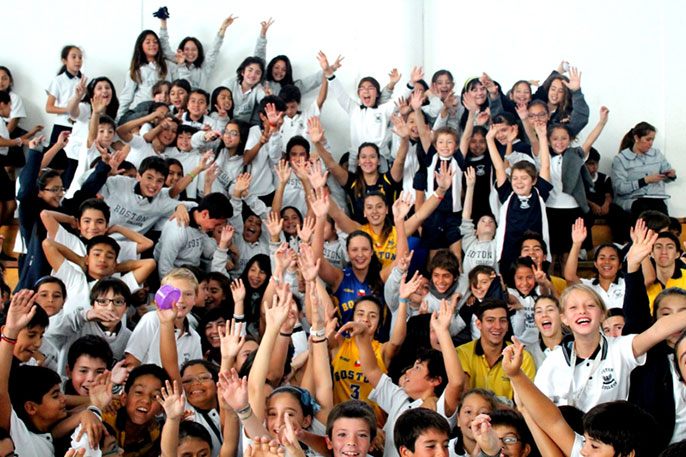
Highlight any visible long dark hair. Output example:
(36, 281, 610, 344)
(353, 142, 380, 200)
(84, 76, 119, 120)
(178, 37, 205, 67)
(266, 55, 294, 85)
(216, 119, 251, 159)
(236, 56, 265, 85)
(346, 231, 384, 297)
(541, 73, 571, 117)
(209, 86, 234, 118)
(460, 78, 488, 129)
(239, 254, 271, 323)
(198, 307, 231, 365)
(363, 192, 393, 247)
(619, 122, 656, 152)
(57, 45, 80, 75)
(129, 30, 167, 83)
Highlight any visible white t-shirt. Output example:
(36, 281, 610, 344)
(10, 408, 55, 457)
(534, 334, 646, 412)
(46, 72, 82, 127)
(125, 310, 202, 367)
(55, 224, 138, 264)
(124, 134, 167, 169)
(368, 374, 457, 457)
(0, 117, 9, 156)
(670, 353, 686, 443)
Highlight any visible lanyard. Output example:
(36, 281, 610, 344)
(567, 336, 605, 408)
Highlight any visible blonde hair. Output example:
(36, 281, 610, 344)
(560, 284, 607, 317)
(161, 268, 199, 291)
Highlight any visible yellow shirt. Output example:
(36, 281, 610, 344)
(551, 275, 567, 296)
(647, 268, 686, 314)
(102, 399, 161, 457)
(361, 224, 398, 269)
(456, 339, 536, 399)
(332, 337, 387, 423)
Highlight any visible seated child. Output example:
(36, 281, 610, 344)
(602, 308, 625, 338)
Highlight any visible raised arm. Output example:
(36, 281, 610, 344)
(169, 150, 213, 198)
(107, 224, 154, 254)
(623, 223, 656, 334)
(411, 90, 432, 153)
(563, 218, 587, 285)
(632, 292, 686, 358)
(158, 380, 187, 457)
(116, 258, 157, 285)
(157, 303, 182, 384)
(116, 110, 164, 143)
(66, 76, 87, 119)
(40, 132, 70, 169)
(310, 188, 344, 289)
(389, 114, 410, 183)
(40, 210, 77, 240)
(535, 123, 551, 182)
(486, 125, 508, 186)
(432, 298, 466, 416)
(308, 116, 348, 185)
(42, 238, 84, 272)
(382, 273, 418, 365)
(403, 162, 451, 235)
(327, 193, 360, 234)
(581, 106, 609, 155)
(307, 277, 334, 422)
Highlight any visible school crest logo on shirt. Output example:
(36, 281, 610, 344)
(600, 367, 617, 390)
(374, 113, 382, 122)
(476, 164, 486, 176)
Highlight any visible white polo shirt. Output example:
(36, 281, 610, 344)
(368, 373, 457, 457)
(580, 277, 626, 310)
(534, 334, 646, 412)
(125, 310, 202, 368)
(46, 72, 82, 127)
(10, 408, 54, 457)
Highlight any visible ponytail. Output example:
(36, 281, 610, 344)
(619, 122, 656, 153)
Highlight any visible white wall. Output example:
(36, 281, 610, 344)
(5, 0, 686, 214)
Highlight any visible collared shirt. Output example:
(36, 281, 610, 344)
(611, 147, 675, 211)
(580, 276, 625, 309)
(103, 399, 161, 457)
(647, 268, 686, 314)
(457, 339, 536, 399)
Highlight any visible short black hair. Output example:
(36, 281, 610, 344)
(90, 277, 132, 307)
(79, 198, 111, 224)
(257, 95, 287, 119)
(138, 156, 169, 179)
(86, 235, 121, 258)
(236, 56, 265, 84)
(583, 401, 659, 457)
(393, 408, 450, 453)
(488, 409, 533, 449)
(177, 124, 199, 137)
(180, 359, 219, 383)
(67, 335, 114, 370)
(518, 230, 548, 255)
(8, 365, 61, 426)
(586, 147, 600, 163)
(638, 210, 670, 232)
(279, 85, 302, 105)
(493, 112, 517, 126)
(428, 249, 460, 278)
(197, 193, 233, 220)
(124, 364, 168, 394)
(416, 348, 448, 396)
(189, 88, 210, 105)
(654, 287, 686, 320)
(286, 135, 310, 159)
(326, 400, 377, 440)
(26, 304, 49, 330)
(179, 421, 213, 450)
(476, 298, 509, 321)
(171, 78, 192, 94)
(655, 231, 681, 253)
(98, 115, 116, 130)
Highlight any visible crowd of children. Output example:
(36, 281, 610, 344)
(1, 8, 685, 457)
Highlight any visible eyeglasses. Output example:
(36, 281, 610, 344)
(43, 187, 66, 194)
(94, 298, 127, 307)
(101, 444, 120, 457)
(499, 436, 521, 446)
(224, 130, 239, 136)
(181, 373, 213, 385)
(528, 112, 548, 119)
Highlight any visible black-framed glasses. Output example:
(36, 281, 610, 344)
(94, 298, 127, 308)
(43, 186, 66, 194)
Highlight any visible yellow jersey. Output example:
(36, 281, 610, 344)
(361, 224, 398, 269)
(332, 337, 387, 423)
(647, 268, 686, 314)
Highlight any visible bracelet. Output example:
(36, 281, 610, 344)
(86, 405, 103, 419)
(280, 331, 292, 337)
(188, 171, 196, 180)
(313, 338, 328, 344)
(233, 314, 246, 322)
(236, 404, 251, 415)
(398, 297, 410, 304)
(432, 191, 445, 201)
(1, 334, 17, 345)
(268, 122, 278, 128)
(311, 327, 326, 339)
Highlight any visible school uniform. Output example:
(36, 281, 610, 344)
(0, 118, 14, 202)
(9, 408, 55, 457)
(323, 234, 348, 271)
(0, 114, 11, 158)
(242, 125, 284, 197)
(208, 111, 230, 132)
(117, 63, 172, 121)
(166, 147, 205, 199)
(181, 112, 218, 130)
(125, 310, 202, 367)
(99, 175, 190, 238)
(191, 130, 244, 197)
(457, 339, 537, 400)
(328, 74, 412, 169)
(46, 71, 82, 129)
(534, 334, 646, 412)
(532, 75, 590, 136)
(459, 218, 498, 275)
(63, 102, 92, 161)
(464, 152, 497, 222)
(159, 28, 224, 91)
(55, 224, 138, 264)
(123, 134, 170, 169)
(154, 208, 219, 279)
(345, 171, 401, 224)
(279, 101, 320, 150)
(368, 373, 457, 457)
(579, 277, 625, 310)
(525, 339, 561, 368)
(647, 267, 686, 314)
(218, 76, 265, 124)
(495, 177, 553, 267)
(546, 147, 592, 254)
(508, 287, 540, 345)
(280, 173, 309, 217)
(3, 90, 26, 123)
(185, 400, 223, 457)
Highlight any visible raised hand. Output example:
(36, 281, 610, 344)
(56, 130, 71, 149)
(388, 68, 402, 86)
(479, 72, 498, 96)
(464, 166, 476, 188)
(435, 160, 456, 192)
(399, 271, 424, 300)
(409, 88, 424, 111)
(306, 116, 325, 144)
(265, 289, 292, 330)
(515, 103, 529, 121)
(571, 218, 587, 244)
(265, 103, 284, 126)
(394, 96, 411, 116)
(275, 159, 292, 185)
(304, 160, 328, 189)
(308, 186, 330, 218)
(220, 319, 246, 361)
(279, 416, 306, 457)
(410, 66, 424, 85)
(204, 162, 219, 188)
(331, 54, 344, 71)
(297, 243, 321, 282)
(174, 49, 186, 65)
(217, 368, 249, 412)
(470, 414, 501, 456)
(396, 250, 414, 273)
(430, 298, 455, 334)
(626, 225, 658, 270)
(501, 336, 524, 377)
(264, 212, 283, 240)
(89, 371, 113, 411)
(157, 380, 186, 421)
(599, 105, 609, 123)
(392, 190, 414, 221)
(336, 321, 370, 340)
(462, 91, 478, 112)
(156, 297, 178, 324)
(562, 66, 582, 91)
(297, 216, 316, 244)
(390, 113, 410, 139)
(74, 75, 88, 99)
(233, 173, 252, 198)
(476, 109, 491, 126)
(3, 290, 37, 337)
(29, 135, 45, 150)
(111, 359, 133, 386)
(219, 14, 238, 34)
(273, 242, 291, 277)
(260, 17, 275, 37)
(533, 121, 547, 139)
(219, 225, 235, 249)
